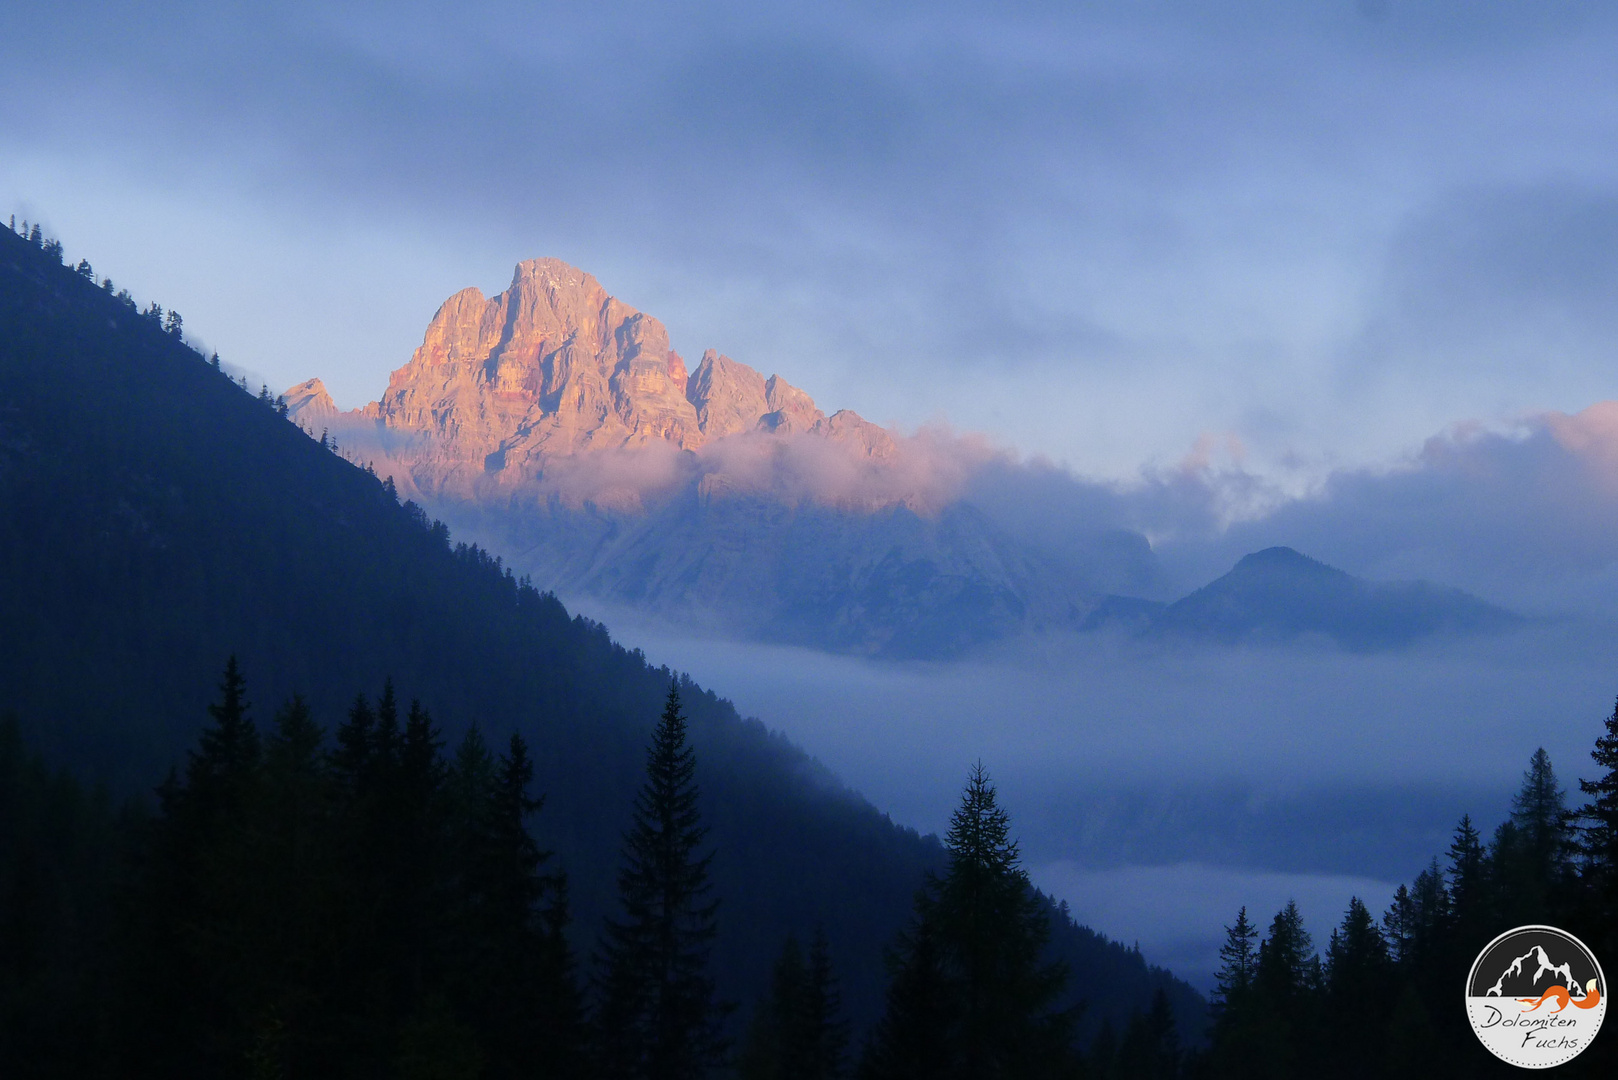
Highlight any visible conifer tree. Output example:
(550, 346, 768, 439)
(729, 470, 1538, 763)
(332, 692, 376, 796)
(596, 681, 727, 1080)
(1322, 897, 1392, 1078)
(177, 655, 262, 827)
(1212, 906, 1258, 1015)
(1241, 901, 1320, 1080)
(140, 657, 267, 1072)
(859, 910, 956, 1080)
(1111, 989, 1180, 1080)
(1493, 748, 1572, 928)
(802, 929, 850, 1079)
(454, 731, 583, 1078)
(863, 764, 1074, 1080)
(1406, 859, 1450, 968)
(1444, 814, 1491, 958)
(246, 694, 339, 1072)
(1572, 696, 1618, 1056)
(1202, 905, 1262, 1078)
(388, 699, 449, 1003)
(1380, 884, 1415, 965)
(1256, 902, 1316, 1004)
(1577, 699, 1618, 890)
(740, 930, 850, 1080)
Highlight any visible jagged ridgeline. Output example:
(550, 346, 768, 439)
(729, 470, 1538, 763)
(0, 225, 1201, 1051)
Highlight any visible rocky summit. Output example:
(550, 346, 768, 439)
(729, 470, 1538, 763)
(297, 258, 895, 499)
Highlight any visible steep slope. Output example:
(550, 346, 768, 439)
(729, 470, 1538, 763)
(0, 226, 1201, 1038)
(1151, 546, 1522, 649)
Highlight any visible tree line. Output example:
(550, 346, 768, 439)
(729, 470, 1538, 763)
(16, 658, 1614, 1078)
(4, 215, 315, 420)
(7, 213, 418, 493)
(1199, 718, 1618, 1079)
(2, 660, 1158, 1078)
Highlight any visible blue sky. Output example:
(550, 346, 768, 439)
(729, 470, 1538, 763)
(7, 1, 1618, 481)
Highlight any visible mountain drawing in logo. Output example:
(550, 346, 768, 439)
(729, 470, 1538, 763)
(1467, 925, 1607, 1069)
(1485, 944, 1579, 998)
(1469, 929, 1603, 1001)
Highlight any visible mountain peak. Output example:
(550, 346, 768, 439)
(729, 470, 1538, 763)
(1232, 546, 1339, 575)
(512, 256, 595, 292)
(1155, 545, 1519, 649)
(298, 257, 890, 496)
(283, 377, 337, 426)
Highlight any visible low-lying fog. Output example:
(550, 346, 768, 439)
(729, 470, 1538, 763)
(576, 603, 1617, 990)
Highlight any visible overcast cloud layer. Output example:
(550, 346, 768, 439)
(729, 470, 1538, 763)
(6, 2, 1618, 480)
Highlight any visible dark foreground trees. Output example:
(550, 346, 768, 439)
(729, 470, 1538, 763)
(28, 660, 586, 1078)
(594, 682, 729, 1080)
(1204, 711, 1618, 1080)
(738, 929, 851, 1080)
(861, 764, 1079, 1080)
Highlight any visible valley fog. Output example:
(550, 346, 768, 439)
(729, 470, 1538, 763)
(578, 602, 1616, 987)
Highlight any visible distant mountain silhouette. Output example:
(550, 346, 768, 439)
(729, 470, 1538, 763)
(1148, 546, 1521, 650)
(0, 223, 1201, 1039)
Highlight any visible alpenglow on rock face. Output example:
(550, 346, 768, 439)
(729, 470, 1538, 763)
(313, 258, 895, 497)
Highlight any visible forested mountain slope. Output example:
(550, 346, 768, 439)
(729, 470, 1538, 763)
(0, 224, 1200, 1040)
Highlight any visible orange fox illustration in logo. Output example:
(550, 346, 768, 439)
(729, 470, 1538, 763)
(1518, 979, 1602, 1013)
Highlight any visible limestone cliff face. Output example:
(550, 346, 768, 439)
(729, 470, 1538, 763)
(292, 258, 889, 497)
(364, 259, 703, 489)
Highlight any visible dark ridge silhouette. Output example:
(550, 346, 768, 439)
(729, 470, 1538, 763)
(0, 222, 1202, 1045)
(1149, 546, 1522, 650)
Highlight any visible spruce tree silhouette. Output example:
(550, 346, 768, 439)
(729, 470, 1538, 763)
(1494, 748, 1573, 927)
(1213, 906, 1258, 1014)
(1205, 906, 1262, 1079)
(1245, 900, 1320, 1080)
(596, 681, 727, 1080)
(862, 763, 1075, 1080)
(738, 929, 850, 1080)
(1322, 897, 1393, 1078)
(1577, 698, 1618, 895)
